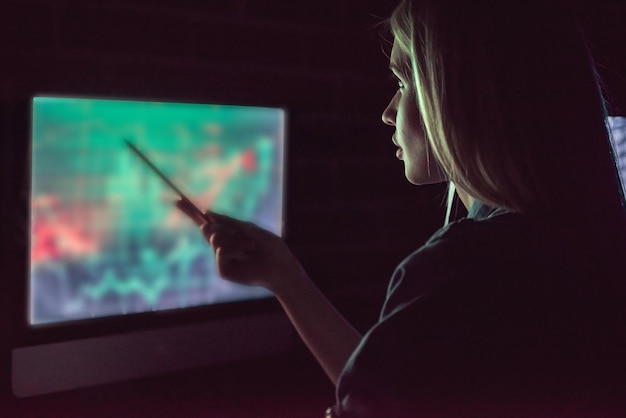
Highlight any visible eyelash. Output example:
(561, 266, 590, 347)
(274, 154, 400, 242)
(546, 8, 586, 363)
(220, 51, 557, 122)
(388, 74, 405, 90)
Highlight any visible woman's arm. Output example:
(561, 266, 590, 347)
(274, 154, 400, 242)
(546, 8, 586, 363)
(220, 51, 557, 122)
(272, 269, 362, 385)
(176, 199, 361, 385)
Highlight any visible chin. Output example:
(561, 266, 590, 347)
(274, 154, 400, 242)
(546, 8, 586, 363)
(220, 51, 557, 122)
(407, 178, 437, 186)
(405, 169, 447, 185)
(405, 175, 430, 186)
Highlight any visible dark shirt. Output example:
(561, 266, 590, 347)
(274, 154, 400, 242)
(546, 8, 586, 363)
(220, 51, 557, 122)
(332, 202, 626, 417)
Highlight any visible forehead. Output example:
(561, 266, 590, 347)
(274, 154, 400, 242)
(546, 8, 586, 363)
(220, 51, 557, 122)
(390, 42, 401, 66)
(389, 41, 409, 74)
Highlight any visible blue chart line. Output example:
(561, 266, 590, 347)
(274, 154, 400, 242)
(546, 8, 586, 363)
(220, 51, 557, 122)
(82, 270, 171, 306)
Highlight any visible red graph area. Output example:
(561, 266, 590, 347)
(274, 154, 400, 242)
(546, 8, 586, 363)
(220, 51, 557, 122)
(31, 195, 99, 264)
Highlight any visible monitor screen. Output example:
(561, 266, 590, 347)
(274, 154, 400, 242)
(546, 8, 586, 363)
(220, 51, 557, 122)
(30, 97, 285, 325)
(608, 116, 626, 193)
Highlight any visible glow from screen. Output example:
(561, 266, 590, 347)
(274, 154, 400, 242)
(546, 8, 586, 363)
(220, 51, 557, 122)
(30, 97, 285, 325)
(609, 116, 626, 193)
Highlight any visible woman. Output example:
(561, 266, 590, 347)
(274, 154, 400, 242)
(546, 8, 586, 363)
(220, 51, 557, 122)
(177, 0, 626, 416)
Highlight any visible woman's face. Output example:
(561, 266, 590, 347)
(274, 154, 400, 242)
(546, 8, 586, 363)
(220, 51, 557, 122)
(382, 42, 446, 185)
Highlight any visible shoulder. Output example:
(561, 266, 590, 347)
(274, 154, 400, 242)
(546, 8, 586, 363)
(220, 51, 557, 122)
(402, 207, 529, 270)
(336, 207, 626, 415)
(337, 216, 626, 412)
(383, 210, 530, 319)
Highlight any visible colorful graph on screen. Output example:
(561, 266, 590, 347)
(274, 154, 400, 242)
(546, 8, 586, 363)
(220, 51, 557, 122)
(30, 97, 285, 325)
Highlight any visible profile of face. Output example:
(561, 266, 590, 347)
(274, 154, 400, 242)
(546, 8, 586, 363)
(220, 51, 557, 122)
(382, 42, 446, 185)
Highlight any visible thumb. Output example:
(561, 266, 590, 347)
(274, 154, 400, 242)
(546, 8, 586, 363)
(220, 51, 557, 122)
(204, 210, 238, 224)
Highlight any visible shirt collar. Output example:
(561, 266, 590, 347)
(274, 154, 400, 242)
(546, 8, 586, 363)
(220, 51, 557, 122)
(468, 201, 503, 220)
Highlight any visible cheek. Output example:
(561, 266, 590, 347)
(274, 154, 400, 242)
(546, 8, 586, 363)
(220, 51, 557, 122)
(396, 93, 447, 184)
(398, 117, 425, 147)
(405, 138, 447, 184)
(397, 96, 423, 139)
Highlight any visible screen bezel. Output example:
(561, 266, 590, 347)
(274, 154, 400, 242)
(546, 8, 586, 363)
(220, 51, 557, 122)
(16, 93, 290, 347)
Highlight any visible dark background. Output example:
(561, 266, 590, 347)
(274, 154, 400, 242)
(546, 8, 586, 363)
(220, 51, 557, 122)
(1, 0, 625, 416)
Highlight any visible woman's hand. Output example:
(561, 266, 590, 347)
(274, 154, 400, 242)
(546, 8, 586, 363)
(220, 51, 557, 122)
(175, 199, 302, 292)
(176, 198, 361, 385)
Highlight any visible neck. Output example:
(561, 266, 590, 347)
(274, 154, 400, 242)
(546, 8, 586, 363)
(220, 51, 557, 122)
(454, 185, 475, 210)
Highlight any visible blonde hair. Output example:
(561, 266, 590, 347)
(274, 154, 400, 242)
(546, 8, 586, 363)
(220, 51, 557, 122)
(389, 0, 625, 223)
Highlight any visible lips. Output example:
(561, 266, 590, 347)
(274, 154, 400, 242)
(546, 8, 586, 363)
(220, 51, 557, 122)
(392, 135, 403, 159)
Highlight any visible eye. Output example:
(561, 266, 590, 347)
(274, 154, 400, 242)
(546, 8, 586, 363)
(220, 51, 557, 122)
(388, 73, 405, 90)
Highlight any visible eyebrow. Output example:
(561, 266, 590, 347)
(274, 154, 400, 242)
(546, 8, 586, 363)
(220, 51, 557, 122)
(389, 63, 410, 79)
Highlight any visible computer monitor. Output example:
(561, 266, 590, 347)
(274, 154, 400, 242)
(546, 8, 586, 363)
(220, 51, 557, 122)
(608, 116, 626, 194)
(12, 96, 293, 397)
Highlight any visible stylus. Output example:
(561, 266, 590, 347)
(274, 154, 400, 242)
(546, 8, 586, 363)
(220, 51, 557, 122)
(123, 139, 210, 223)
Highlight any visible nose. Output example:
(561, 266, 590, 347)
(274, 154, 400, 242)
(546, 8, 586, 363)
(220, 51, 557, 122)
(382, 92, 398, 126)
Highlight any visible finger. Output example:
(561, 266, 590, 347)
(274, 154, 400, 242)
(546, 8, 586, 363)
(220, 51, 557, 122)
(204, 211, 263, 242)
(214, 246, 248, 275)
(203, 224, 241, 249)
(203, 210, 235, 225)
(215, 247, 239, 278)
(216, 253, 241, 279)
(202, 223, 256, 252)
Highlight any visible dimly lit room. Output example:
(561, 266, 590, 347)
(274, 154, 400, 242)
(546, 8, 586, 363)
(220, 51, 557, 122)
(2, 0, 626, 417)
